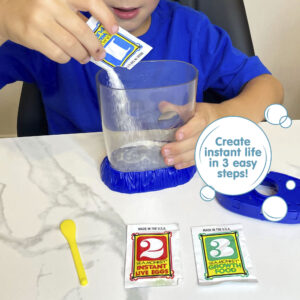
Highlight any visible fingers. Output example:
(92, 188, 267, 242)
(159, 103, 221, 170)
(174, 161, 195, 170)
(162, 136, 197, 156)
(0, 0, 117, 64)
(158, 101, 179, 114)
(175, 113, 207, 141)
(43, 20, 91, 64)
(163, 149, 195, 167)
(70, 0, 118, 35)
(162, 140, 196, 170)
(158, 100, 193, 122)
(161, 113, 206, 169)
(2, 6, 72, 64)
(77, 12, 88, 22)
(23, 30, 71, 63)
(54, 7, 105, 61)
(58, 0, 118, 61)
(162, 136, 197, 169)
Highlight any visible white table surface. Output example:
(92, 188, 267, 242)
(0, 122, 299, 300)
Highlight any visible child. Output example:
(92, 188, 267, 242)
(0, 0, 283, 170)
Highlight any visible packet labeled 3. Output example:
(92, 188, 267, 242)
(87, 17, 152, 70)
(192, 224, 257, 284)
(125, 224, 182, 288)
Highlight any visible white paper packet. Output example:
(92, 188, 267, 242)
(125, 224, 182, 288)
(87, 17, 152, 70)
(192, 224, 257, 285)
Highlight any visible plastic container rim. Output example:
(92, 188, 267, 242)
(95, 60, 199, 91)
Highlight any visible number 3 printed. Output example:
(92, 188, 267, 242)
(223, 158, 229, 167)
(210, 238, 234, 258)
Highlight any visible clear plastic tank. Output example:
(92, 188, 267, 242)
(96, 60, 198, 172)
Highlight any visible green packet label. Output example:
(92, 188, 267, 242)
(192, 224, 257, 284)
(87, 17, 152, 70)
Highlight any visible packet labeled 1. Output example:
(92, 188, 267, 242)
(87, 17, 152, 70)
(192, 224, 257, 285)
(125, 224, 182, 288)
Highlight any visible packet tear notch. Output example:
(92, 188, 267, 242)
(87, 17, 152, 70)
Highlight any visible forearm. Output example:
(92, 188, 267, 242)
(217, 74, 284, 123)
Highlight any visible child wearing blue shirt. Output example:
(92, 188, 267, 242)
(0, 0, 283, 170)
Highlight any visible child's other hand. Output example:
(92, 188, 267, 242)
(160, 74, 283, 170)
(0, 0, 118, 64)
(161, 102, 221, 170)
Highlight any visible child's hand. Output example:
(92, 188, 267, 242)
(0, 0, 118, 64)
(161, 102, 221, 170)
(160, 74, 284, 170)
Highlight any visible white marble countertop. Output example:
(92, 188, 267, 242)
(0, 122, 299, 300)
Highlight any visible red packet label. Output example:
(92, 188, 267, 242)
(125, 224, 181, 288)
(130, 232, 174, 280)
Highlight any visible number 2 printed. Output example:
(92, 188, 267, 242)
(140, 238, 164, 259)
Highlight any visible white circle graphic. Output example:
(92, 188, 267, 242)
(265, 104, 288, 125)
(280, 116, 292, 128)
(262, 196, 288, 222)
(200, 186, 216, 201)
(195, 117, 272, 196)
(286, 180, 296, 190)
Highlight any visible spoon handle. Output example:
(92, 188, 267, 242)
(68, 241, 88, 286)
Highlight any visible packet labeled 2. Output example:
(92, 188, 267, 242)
(125, 224, 182, 288)
(87, 17, 152, 70)
(192, 224, 257, 285)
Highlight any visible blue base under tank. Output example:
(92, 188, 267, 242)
(100, 156, 196, 194)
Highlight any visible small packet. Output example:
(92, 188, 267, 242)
(192, 224, 257, 285)
(125, 224, 182, 288)
(87, 17, 152, 70)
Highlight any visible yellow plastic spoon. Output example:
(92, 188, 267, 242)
(60, 219, 88, 286)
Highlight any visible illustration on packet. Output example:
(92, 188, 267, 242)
(87, 17, 152, 70)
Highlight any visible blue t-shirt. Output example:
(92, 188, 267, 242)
(0, 0, 270, 134)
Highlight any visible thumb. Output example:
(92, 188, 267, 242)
(158, 100, 193, 122)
